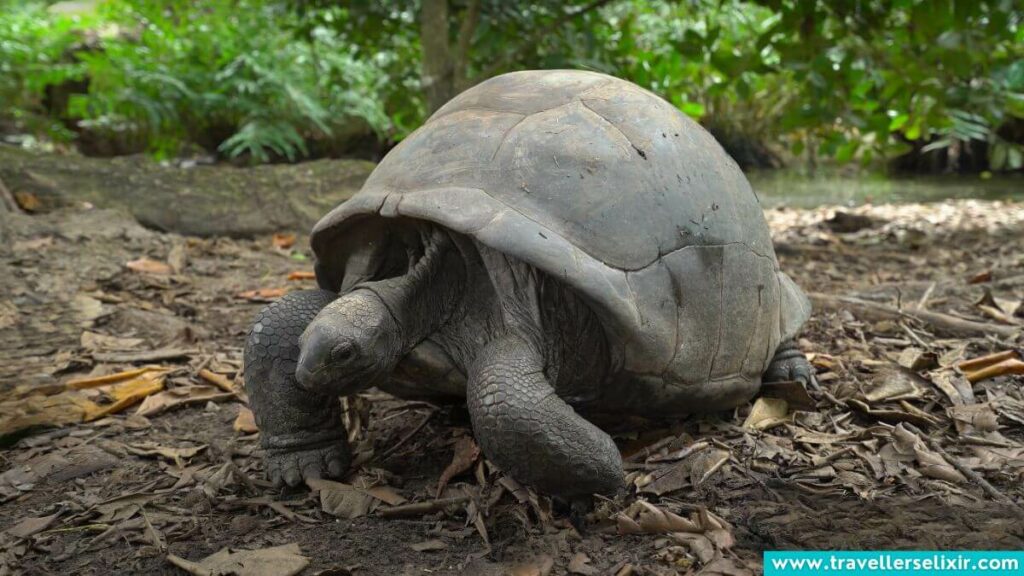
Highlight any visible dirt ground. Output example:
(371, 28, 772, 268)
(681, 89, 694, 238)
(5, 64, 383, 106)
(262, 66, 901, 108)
(1, 198, 1023, 575)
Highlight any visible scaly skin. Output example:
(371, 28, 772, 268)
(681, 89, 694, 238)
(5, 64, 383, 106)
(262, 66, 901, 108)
(467, 334, 623, 497)
(765, 339, 814, 386)
(244, 289, 351, 487)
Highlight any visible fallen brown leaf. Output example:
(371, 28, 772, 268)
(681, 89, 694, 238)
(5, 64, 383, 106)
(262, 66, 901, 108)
(167, 542, 309, 576)
(124, 442, 207, 466)
(409, 539, 446, 552)
(436, 435, 480, 497)
(272, 233, 296, 249)
(237, 287, 289, 302)
(135, 385, 235, 417)
(743, 397, 789, 430)
(306, 478, 377, 519)
(4, 512, 61, 539)
(234, 407, 258, 433)
(126, 257, 172, 275)
(0, 368, 168, 438)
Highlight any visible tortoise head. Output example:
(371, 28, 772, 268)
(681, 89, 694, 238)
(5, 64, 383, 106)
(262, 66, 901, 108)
(296, 289, 402, 396)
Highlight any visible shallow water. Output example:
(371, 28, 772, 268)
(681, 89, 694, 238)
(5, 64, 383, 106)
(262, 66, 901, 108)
(748, 170, 1024, 208)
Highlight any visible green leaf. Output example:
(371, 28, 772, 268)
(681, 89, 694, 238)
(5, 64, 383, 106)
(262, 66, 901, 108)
(888, 114, 909, 132)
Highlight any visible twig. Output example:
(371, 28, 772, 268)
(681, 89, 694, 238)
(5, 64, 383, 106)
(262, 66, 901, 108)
(957, 350, 1020, 372)
(809, 293, 1020, 339)
(198, 369, 237, 394)
(380, 495, 471, 519)
(378, 410, 435, 461)
(899, 321, 931, 349)
(903, 424, 1024, 514)
(915, 281, 936, 310)
(624, 435, 677, 463)
(93, 348, 197, 363)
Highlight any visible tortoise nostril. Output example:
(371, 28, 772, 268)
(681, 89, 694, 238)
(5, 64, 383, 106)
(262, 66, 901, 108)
(296, 326, 335, 383)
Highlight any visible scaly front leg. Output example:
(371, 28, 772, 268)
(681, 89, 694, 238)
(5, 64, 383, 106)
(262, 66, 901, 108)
(244, 290, 351, 487)
(467, 334, 623, 499)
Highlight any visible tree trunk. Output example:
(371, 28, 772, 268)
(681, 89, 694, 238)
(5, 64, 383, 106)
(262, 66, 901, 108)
(420, 0, 454, 114)
(0, 145, 374, 237)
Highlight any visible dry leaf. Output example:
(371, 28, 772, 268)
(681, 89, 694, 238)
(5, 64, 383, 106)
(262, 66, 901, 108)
(287, 270, 316, 280)
(863, 365, 925, 402)
(272, 233, 296, 249)
(436, 435, 480, 497)
(198, 369, 237, 394)
(892, 424, 966, 484)
(409, 539, 446, 552)
(0, 368, 167, 438)
(237, 287, 289, 302)
(617, 501, 701, 534)
(948, 403, 1000, 434)
(4, 513, 61, 539)
(124, 442, 206, 466)
(743, 397, 789, 430)
(307, 478, 376, 518)
(167, 543, 309, 576)
(363, 485, 406, 506)
(760, 380, 816, 410)
(167, 242, 187, 273)
(568, 552, 598, 576)
(135, 385, 234, 417)
(126, 257, 172, 275)
(80, 331, 145, 351)
(234, 407, 258, 433)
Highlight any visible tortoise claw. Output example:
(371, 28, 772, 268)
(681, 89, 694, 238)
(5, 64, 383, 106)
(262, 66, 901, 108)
(266, 441, 350, 488)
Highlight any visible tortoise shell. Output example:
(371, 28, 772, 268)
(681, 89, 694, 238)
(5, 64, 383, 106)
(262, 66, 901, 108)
(311, 70, 810, 412)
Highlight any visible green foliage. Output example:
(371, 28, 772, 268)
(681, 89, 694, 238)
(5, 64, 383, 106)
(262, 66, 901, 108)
(0, 1, 91, 141)
(1, 0, 1021, 170)
(2, 0, 391, 161)
(752, 0, 1024, 169)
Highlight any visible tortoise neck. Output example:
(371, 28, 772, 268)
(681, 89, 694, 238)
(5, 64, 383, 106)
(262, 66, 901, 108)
(358, 226, 465, 352)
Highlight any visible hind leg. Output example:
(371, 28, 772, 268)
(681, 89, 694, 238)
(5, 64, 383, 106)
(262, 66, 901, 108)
(765, 339, 815, 386)
(244, 289, 350, 487)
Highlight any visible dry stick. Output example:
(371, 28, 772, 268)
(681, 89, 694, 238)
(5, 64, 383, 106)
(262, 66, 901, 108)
(378, 410, 435, 462)
(963, 358, 1024, 383)
(624, 435, 677, 463)
(379, 495, 471, 519)
(957, 350, 1021, 372)
(903, 424, 1024, 514)
(915, 281, 937, 310)
(93, 348, 197, 363)
(198, 368, 238, 394)
(809, 293, 1020, 339)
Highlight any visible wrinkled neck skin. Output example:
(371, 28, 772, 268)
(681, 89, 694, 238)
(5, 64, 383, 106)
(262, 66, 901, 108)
(362, 227, 467, 352)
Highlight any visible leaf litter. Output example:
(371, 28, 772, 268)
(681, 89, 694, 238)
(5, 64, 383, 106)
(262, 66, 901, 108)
(1, 199, 1022, 574)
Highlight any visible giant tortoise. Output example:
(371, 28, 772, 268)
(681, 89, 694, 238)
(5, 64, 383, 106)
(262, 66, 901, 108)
(244, 70, 812, 499)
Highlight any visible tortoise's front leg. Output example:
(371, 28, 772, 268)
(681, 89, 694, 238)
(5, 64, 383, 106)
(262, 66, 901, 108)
(467, 334, 623, 499)
(765, 338, 815, 386)
(244, 289, 351, 487)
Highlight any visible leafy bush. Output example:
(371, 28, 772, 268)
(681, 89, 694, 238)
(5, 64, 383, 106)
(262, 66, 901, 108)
(0, 1, 92, 142)
(2, 0, 1021, 170)
(1, 0, 392, 161)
